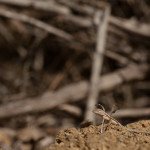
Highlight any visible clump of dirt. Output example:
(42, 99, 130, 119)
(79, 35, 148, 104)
(45, 120, 150, 150)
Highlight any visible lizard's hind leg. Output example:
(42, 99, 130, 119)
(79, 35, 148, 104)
(105, 120, 112, 131)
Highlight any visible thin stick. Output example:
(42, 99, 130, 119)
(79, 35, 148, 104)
(110, 108, 150, 118)
(0, 9, 72, 41)
(0, 0, 70, 15)
(105, 50, 133, 65)
(0, 22, 14, 42)
(56, 104, 82, 118)
(84, 6, 110, 122)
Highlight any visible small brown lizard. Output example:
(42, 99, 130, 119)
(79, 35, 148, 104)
(93, 108, 150, 134)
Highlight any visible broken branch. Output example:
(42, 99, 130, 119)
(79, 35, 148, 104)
(0, 9, 72, 40)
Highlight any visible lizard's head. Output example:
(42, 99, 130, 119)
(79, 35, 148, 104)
(93, 108, 104, 116)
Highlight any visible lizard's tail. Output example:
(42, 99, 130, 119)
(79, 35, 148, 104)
(125, 127, 150, 134)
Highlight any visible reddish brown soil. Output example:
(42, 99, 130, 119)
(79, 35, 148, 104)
(45, 120, 150, 150)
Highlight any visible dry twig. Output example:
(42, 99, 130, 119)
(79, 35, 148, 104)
(105, 50, 133, 65)
(0, 9, 72, 40)
(111, 108, 150, 118)
(0, 0, 70, 15)
(56, 104, 82, 118)
(84, 6, 110, 121)
(109, 16, 150, 39)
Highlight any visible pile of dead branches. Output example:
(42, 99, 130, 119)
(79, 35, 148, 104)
(0, 0, 150, 149)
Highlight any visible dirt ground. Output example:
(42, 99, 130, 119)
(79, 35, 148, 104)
(45, 120, 150, 150)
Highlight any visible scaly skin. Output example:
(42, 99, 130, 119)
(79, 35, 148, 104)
(93, 108, 150, 134)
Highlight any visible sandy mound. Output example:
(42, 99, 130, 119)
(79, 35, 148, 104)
(45, 120, 150, 150)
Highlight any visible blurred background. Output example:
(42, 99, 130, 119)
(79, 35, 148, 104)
(0, 0, 150, 149)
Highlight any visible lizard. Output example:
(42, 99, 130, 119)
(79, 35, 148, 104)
(93, 108, 150, 134)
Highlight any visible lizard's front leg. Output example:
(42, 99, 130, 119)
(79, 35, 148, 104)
(99, 118, 105, 133)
